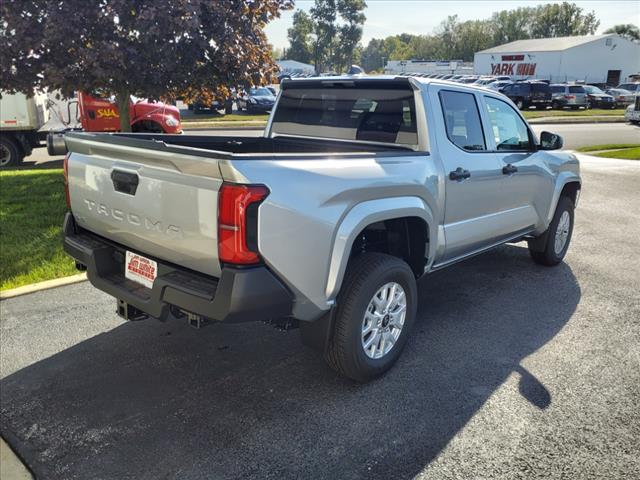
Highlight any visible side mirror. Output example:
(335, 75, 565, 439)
(539, 131, 563, 150)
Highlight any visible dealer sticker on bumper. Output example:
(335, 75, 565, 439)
(125, 251, 157, 289)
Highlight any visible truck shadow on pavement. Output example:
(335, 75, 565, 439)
(0, 244, 580, 480)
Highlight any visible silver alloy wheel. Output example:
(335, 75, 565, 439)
(361, 282, 407, 360)
(554, 210, 571, 255)
(0, 144, 11, 167)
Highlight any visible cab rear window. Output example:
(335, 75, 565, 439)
(271, 86, 418, 146)
(569, 86, 586, 93)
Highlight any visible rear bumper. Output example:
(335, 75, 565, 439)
(62, 212, 292, 322)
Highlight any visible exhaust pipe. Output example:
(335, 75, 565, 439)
(47, 131, 68, 156)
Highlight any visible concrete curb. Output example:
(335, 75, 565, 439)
(0, 438, 33, 480)
(527, 116, 626, 124)
(0, 273, 87, 300)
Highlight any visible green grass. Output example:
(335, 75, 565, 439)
(576, 143, 640, 152)
(522, 108, 626, 119)
(591, 147, 640, 160)
(181, 113, 269, 123)
(0, 169, 77, 290)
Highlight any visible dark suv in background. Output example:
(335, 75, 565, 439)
(501, 81, 552, 110)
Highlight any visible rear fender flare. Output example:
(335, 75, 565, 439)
(325, 196, 435, 302)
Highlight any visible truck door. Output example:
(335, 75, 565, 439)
(479, 94, 550, 235)
(432, 88, 509, 264)
(78, 93, 121, 132)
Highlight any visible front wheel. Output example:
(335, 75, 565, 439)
(325, 253, 417, 382)
(528, 195, 575, 266)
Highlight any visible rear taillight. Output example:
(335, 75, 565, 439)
(63, 153, 71, 209)
(218, 183, 269, 265)
(564, 95, 576, 100)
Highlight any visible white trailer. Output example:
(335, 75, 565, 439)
(0, 93, 49, 168)
(0, 92, 49, 167)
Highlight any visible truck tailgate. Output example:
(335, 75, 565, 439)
(65, 133, 224, 277)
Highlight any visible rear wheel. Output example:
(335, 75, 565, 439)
(528, 195, 574, 266)
(516, 99, 525, 109)
(325, 253, 417, 382)
(0, 136, 23, 168)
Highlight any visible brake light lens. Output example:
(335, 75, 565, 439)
(218, 183, 269, 264)
(564, 95, 576, 100)
(63, 153, 71, 209)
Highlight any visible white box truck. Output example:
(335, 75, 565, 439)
(0, 91, 49, 167)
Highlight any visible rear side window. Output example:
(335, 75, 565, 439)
(439, 91, 486, 151)
(271, 86, 418, 146)
(569, 86, 586, 93)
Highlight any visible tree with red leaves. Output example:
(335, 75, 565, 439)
(1, 0, 293, 131)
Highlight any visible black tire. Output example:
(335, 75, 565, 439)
(0, 135, 23, 168)
(528, 195, 574, 266)
(516, 99, 525, 110)
(325, 253, 417, 382)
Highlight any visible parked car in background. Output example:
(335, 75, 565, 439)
(501, 81, 552, 110)
(474, 77, 497, 86)
(236, 87, 276, 113)
(486, 80, 513, 92)
(550, 84, 589, 109)
(582, 85, 616, 109)
(459, 76, 479, 84)
(616, 82, 640, 94)
(625, 94, 640, 124)
(607, 88, 636, 107)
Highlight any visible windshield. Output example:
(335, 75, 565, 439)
(250, 87, 273, 96)
(272, 85, 418, 147)
(584, 86, 604, 94)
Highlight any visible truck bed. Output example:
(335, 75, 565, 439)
(83, 132, 414, 157)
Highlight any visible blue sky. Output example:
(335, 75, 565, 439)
(265, 0, 640, 49)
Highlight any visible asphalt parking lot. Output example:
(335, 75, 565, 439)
(1, 155, 639, 479)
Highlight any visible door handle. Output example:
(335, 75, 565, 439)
(449, 167, 471, 181)
(502, 164, 518, 175)
(111, 170, 139, 195)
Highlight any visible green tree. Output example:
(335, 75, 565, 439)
(334, 0, 367, 71)
(310, 0, 338, 73)
(1, 0, 292, 132)
(491, 7, 532, 45)
(361, 38, 385, 71)
(531, 2, 599, 38)
(604, 24, 640, 42)
(409, 35, 444, 60)
(454, 20, 495, 61)
(287, 10, 315, 64)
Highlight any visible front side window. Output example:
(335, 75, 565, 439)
(484, 96, 532, 151)
(439, 91, 486, 151)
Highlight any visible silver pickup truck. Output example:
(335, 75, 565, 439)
(63, 76, 581, 382)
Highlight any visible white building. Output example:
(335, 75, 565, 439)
(276, 60, 315, 75)
(474, 34, 640, 85)
(384, 60, 473, 76)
